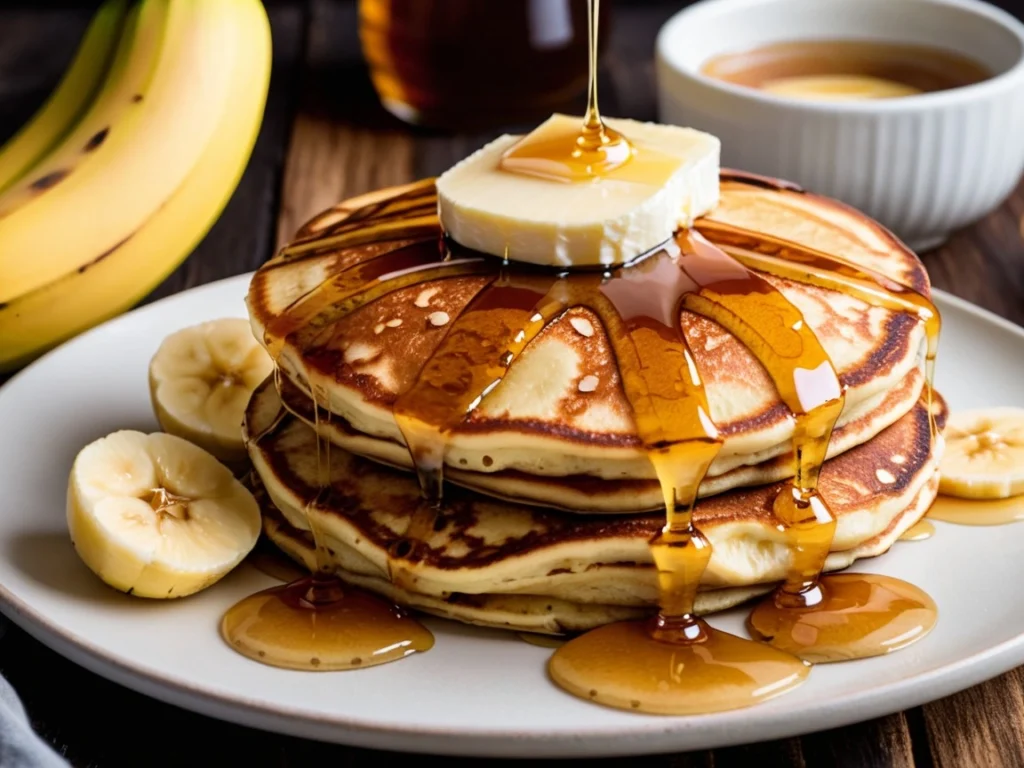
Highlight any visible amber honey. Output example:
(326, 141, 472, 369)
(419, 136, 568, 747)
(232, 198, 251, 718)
(222, 575, 434, 670)
(701, 40, 991, 101)
(927, 494, 1024, 526)
(358, 0, 608, 129)
(746, 573, 937, 664)
(519, 633, 567, 649)
(899, 520, 936, 542)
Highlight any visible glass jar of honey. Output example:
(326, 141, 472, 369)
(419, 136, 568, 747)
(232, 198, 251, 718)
(358, 0, 610, 130)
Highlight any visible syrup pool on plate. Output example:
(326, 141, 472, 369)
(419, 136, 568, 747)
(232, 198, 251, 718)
(927, 494, 1024, 526)
(221, 382, 435, 671)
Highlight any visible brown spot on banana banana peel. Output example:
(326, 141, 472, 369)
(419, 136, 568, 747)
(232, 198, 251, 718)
(76, 232, 136, 273)
(29, 170, 69, 192)
(84, 127, 109, 152)
(22, 126, 108, 198)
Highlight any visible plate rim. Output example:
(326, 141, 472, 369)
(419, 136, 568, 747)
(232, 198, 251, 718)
(0, 275, 1022, 757)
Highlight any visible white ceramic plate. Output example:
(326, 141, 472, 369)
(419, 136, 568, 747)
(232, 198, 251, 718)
(0, 274, 1022, 758)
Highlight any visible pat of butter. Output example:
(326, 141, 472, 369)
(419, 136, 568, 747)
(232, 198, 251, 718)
(436, 114, 720, 268)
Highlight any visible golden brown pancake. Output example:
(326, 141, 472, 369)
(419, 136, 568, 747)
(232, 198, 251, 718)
(275, 365, 926, 513)
(247, 174, 932, 513)
(246, 378, 947, 634)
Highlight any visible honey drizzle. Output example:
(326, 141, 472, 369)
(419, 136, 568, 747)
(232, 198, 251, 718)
(222, 226, 447, 670)
(262, 245, 491, 358)
(927, 494, 1024, 526)
(588, 247, 723, 622)
(694, 218, 941, 436)
(682, 225, 941, 658)
(392, 269, 570, 501)
(280, 186, 439, 261)
(497, 0, 634, 183)
(900, 520, 936, 541)
(307, 181, 812, 712)
(232, 169, 944, 686)
(674, 231, 846, 600)
(222, 376, 435, 670)
(548, 239, 810, 714)
(382, 262, 578, 590)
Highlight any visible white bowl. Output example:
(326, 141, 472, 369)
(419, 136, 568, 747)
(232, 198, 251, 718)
(656, 0, 1024, 251)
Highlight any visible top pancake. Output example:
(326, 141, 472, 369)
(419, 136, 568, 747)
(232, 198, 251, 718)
(247, 172, 932, 509)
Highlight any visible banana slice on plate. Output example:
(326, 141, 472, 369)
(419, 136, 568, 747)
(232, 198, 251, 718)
(149, 318, 272, 465)
(67, 430, 261, 598)
(939, 407, 1024, 499)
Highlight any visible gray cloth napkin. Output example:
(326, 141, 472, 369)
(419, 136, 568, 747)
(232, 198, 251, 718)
(0, 622, 69, 768)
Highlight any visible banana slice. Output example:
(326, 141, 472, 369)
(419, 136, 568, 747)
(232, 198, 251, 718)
(149, 318, 272, 465)
(939, 407, 1024, 499)
(67, 430, 261, 598)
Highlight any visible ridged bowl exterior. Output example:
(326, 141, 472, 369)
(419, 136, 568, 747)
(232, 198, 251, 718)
(656, 0, 1024, 251)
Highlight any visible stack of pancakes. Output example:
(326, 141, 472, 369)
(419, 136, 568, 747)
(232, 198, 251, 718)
(243, 172, 946, 635)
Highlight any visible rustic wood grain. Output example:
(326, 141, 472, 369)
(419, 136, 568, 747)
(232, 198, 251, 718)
(801, 713, 917, 768)
(276, 114, 414, 247)
(1, 2, 1024, 767)
(919, 669, 1024, 767)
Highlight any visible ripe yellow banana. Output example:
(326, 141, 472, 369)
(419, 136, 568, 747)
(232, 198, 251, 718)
(0, 0, 129, 195)
(0, 0, 271, 372)
(0, 0, 167, 215)
(0, 0, 248, 305)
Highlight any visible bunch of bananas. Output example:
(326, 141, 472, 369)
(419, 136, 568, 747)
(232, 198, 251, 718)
(0, 0, 272, 372)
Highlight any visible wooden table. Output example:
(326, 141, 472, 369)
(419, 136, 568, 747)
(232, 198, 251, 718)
(2, 1, 1024, 766)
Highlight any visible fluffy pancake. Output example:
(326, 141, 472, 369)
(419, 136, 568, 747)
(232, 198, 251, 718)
(247, 174, 931, 512)
(276, 364, 926, 513)
(246, 378, 946, 633)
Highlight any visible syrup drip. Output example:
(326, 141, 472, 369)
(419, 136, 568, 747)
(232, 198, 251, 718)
(900, 520, 936, 541)
(266, 164, 811, 712)
(694, 218, 941, 437)
(236, 174, 942, 686)
(673, 231, 846, 598)
(262, 243, 491, 359)
(280, 183, 439, 261)
(677, 229, 939, 660)
(548, 243, 810, 713)
(497, 0, 634, 183)
(518, 633, 567, 649)
(392, 270, 569, 501)
(386, 266, 575, 590)
(927, 494, 1024, 526)
(222, 338, 435, 667)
